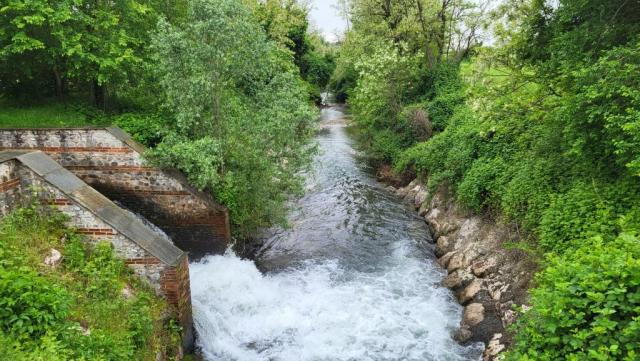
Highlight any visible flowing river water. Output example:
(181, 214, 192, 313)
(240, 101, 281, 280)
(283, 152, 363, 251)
(189, 103, 484, 361)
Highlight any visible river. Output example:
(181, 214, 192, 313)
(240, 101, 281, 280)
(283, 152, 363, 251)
(189, 102, 484, 361)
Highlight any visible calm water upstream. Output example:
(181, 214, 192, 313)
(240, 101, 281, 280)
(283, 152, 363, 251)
(190, 103, 484, 361)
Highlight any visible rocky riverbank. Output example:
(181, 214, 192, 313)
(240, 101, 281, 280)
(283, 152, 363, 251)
(387, 179, 536, 361)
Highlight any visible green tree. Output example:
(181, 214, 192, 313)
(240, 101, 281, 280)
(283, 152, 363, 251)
(245, 0, 336, 103)
(0, 0, 80, 99)
(0, 0, 179, 106)
(150, 0, 316, 236)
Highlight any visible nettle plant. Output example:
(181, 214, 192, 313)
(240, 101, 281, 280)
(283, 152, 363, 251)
(0, 204, 181, 360)
(506, 233, 640, 361)
(0, 269, 70, 340)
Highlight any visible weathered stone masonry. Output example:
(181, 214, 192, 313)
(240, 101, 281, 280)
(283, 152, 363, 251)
(0, 127, 230, 258)
(0, 151, 195, 349)
(0, 127, 234, 351)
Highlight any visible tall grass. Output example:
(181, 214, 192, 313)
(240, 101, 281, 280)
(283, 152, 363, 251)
(0, 98, 109, 128)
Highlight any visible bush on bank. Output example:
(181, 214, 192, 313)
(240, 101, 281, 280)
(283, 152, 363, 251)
(506, 234, 640, 361)
(0, 204, 181, 360)
(332, 0, 640, 357)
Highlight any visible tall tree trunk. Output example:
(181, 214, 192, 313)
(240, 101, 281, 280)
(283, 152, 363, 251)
(53, 67, 64, 100)
(92, 80, 107, 111)
(415, 0, 435, 68)
(435, 0, 450, 64)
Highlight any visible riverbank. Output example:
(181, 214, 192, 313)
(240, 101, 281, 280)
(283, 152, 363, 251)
(218, 102, 530, 360)
(385, 178, 536, 360)
(342, 102, 535, 359)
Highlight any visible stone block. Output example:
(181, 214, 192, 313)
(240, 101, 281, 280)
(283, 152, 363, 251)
(458, 278, 483, 304)
(463, 303, 485, 326)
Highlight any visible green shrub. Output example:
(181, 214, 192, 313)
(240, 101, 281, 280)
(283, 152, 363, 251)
(401, 62, 465, 131)
(0, 269, 70, 340)
(127, 296, 154, 348)
(79, 242, 125, 298)
(0, 332, 73, 361)
(395, 106, 482, 189)
(539, 180, 640, 253)
(112, 113, 168, 147)
(0, 206, 182, 359)
(368, 128, 405, 163)
(62, 328, 139, 361)
(497, 157, 555, 231)
(456, 157, 507, 211)
(301, 51, 335, 90)
(426, 84, 464, 131)
(506, 233, 640, 360)
(61, 235, 88, 272)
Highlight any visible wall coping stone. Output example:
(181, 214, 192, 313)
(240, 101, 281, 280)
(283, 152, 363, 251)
(0, 150, 184, 265)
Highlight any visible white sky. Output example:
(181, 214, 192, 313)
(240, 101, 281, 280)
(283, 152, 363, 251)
(308, 0, 348, 42)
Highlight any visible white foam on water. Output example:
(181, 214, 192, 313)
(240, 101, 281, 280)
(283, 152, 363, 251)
(190, 245, 484, 361)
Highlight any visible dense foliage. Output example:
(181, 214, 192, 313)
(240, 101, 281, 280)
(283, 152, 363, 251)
(506, 234, 640, 361)
(245, 0, 336, 103)
(334, 0, 640, 357)
(145, 0, 317, 236)
(0, 0, 335, 237)
(4, 0, 639, 356)
(0, 0, 183, 108)
(0, 203, 181, 360)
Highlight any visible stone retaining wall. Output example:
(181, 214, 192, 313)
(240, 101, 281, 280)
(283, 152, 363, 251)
(0, 150, 194, 352)
(0, 128, 230, 258)
(390, 179, 536, 361)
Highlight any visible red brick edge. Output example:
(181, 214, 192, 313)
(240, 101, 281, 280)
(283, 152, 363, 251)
(47, 198, 73, 206)
(76, 228, 117, 236)
(160, 255, 192, 333)
(125, 257, 162, 265)
(96, 189, 191, 196)
(0, 178, 20, 192)
(0, 147, 133, 153)
(67, 165, 158, 172)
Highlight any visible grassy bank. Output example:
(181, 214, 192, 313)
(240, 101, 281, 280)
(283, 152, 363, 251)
(0, 98, 112, 128)
(0, 203, 182, 360)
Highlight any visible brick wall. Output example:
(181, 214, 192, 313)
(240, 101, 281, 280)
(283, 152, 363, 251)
(0, 153, 194, 350)
(0, 160, 24, 214)
(1, 159, 166, 288)
(0, 128, 230, 258)
(161, 255, 194, 350)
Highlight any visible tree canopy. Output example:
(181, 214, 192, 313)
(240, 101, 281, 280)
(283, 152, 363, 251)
(148, 0, 317, 235)
(0, 0, 334, 237)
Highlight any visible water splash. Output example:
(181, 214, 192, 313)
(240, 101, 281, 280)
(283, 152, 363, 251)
(190, 248, 483, 361)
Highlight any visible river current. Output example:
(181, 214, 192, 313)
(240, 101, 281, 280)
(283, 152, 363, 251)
(190, 103, 484, 361)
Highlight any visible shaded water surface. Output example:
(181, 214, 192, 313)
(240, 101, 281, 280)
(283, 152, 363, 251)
(190, 103, 484, 361)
